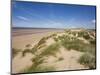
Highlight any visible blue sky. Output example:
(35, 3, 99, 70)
(12, 1, 96, 29)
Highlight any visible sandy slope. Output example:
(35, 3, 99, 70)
(40, 47, 86, 71)
(12, 52, 34, 73)
(55, 49, 86, 70)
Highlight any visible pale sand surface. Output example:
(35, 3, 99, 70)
(55, 49, 86, 70)
(40, 47, 86, 71)
(12, 52, 34, 73)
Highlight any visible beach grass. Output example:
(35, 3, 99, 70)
(58, 57, 64, 61)
(12, 48, 21, 58)
(41, 43, 60, 57)
(22, 65, 56, 73)
(78, 52, 95, 69)
(22, 49, 33, 57)
(25, 44, 32, 48)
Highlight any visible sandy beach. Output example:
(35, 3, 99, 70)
(12, 28, 63, 49)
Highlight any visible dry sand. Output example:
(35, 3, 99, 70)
(40, 47, 86, 71)
(12, 52, 34, 73)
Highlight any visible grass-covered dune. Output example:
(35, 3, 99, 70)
(12, 29, 96, 73)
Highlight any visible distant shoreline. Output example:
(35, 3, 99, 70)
(12, 27, 64, 30)
(12, 28, 64, 37)
(12, 27, 95, 36)
(12, 27, 95, 30)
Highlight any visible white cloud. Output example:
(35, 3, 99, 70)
(17, 16, 29, 21)
(91, 19, 96, 23)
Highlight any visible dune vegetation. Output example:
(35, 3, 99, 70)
(12, 48, 21, 58)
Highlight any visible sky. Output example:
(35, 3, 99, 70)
(12, 0, 96, 29)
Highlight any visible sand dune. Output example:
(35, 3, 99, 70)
(12, 28, 95, 73)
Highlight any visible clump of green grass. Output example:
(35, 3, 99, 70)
(12, 48, 21, 58)
(22, 65, 56, 73)
(78, 52, 95, 69)
(58, 34, 72, 41)
(46, 35, 53, 39)
(31, 45, 38, 53)
(38, 44, 46, 49)
(53, 37, 59, 42)
(22, 49, 33, 57)
(58, 57, 64, 61)
(78, 31, 86, 37)
(83, 34, 91, 40)
(37, 37, 46, 46)
(61, 36, 95, 53)
(86, 45, 96, 56)
(31, 56, 44, 66)
(72, 32, 77, 36)
(61, 39, 82, 51)
(89, 39, 96, 45)
(52, 33, 57, 37)
(58, 36, 64, 40)
(22, 45, 37, 57)
(41, 43, 60, 57)
(25, 44, 31, 48)
(78, 31, 91, 40)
